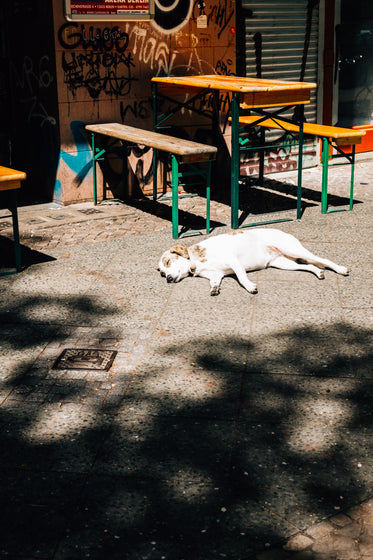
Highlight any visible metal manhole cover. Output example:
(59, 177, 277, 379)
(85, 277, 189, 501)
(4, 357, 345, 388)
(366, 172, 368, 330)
(53, 349, 117, 370)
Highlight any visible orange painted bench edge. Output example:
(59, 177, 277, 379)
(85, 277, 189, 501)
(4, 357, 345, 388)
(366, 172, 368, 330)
(237, 116, 366, 146)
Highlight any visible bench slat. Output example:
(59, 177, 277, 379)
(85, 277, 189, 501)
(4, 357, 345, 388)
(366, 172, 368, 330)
(86, 123, 215, 237)
(86, 123, 217, 161)
(237, 116, 366, 145)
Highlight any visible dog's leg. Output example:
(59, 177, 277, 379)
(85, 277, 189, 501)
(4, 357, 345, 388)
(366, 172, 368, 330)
(230, 259, 258, 294)
(207, 271, 224, 296)
(295, 250, 349, 275)
(270, 255, 325, 279)
(274, 237, 349, 276)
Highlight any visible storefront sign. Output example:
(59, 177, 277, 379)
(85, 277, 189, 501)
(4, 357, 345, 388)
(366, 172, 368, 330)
(65, 0, 154, 21)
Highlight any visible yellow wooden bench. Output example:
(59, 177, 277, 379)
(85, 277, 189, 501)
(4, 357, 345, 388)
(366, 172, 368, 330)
(0, 166, 26, 273)
(86, 123, 217, 238)
(237, 116, 366, 213)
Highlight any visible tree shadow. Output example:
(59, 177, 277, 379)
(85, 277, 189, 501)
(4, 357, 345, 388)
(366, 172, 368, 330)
(0, 235, 56, 273)
(0, 322, 372, 559)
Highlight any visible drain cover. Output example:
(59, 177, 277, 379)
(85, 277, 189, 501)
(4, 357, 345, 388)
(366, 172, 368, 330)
(53, 348, 117, 371)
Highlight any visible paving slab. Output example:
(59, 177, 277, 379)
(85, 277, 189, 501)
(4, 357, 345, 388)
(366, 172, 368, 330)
(0, 160, 371, 559)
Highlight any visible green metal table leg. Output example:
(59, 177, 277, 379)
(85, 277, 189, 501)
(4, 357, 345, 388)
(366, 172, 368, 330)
(321, 137, 329, 213)
(296, 110, 304, 219)
(171, 155, 179, 238)
(152, 83, 158, 200)
(206, 161, 211, 233)
(231, 93, 240, 229)
(259, 127, 265, 185)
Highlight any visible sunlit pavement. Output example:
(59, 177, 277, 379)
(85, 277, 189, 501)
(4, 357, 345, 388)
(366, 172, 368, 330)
(0, 160, 372, 559)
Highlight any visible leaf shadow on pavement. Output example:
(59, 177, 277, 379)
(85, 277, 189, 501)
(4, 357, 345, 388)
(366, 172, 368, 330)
(0, 321, 372, 559)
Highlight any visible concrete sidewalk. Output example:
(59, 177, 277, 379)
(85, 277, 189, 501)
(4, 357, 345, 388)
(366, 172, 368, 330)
(0, 160, 372, 559)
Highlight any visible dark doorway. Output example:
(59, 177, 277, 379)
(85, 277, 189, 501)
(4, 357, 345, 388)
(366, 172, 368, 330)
(337, 0, 373, 126)
(0, 1, 60, 204)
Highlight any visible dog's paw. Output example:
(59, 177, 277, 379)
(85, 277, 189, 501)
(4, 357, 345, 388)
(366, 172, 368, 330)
(317, 269, 325, 280)
(210, 286, 220, 296)
(248, 284, 258, 294)
(340, 266, 350, 276)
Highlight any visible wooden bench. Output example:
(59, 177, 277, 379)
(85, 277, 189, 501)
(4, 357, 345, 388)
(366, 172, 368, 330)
(85, 123, 217, 238)
(0, 166, 26, 274)
(237, 116, 366, 213)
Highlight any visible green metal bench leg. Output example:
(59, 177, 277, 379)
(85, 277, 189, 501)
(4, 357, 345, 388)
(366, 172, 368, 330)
(10, 193, 21, 272)
(349, 144, 355, 211)
(321, 137, 329, 214)
(170, 157, 212, 238)
(317, 138, 356, 214)
(91, 132, 97, 205)
(152, 82, 158, 201)
(171, 155, 180, 238)
(153, 148, 158, 200)
(91, 133, 107, 205)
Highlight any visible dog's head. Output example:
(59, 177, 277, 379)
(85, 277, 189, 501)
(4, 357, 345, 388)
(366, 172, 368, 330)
(157, 244, 195, 283)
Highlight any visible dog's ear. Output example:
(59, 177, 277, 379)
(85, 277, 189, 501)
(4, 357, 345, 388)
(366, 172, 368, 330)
(170, 245, 190, 260)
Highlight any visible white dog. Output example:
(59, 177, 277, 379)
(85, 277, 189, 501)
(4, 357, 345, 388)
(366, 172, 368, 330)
(157, 228, 349, 296)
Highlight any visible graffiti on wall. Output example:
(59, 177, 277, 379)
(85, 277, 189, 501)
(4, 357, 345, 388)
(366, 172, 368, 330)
(58, 24, 129, 51)
(59, 23, 182, 99)
(192, 0, 234, 39)
(120, 98, 152, 121)
(61, 50, 137, 99)
(153, 0, 193, 33)
(58, 0, 235, 101)
(56, 0, 235, 200)
(240, 140, 317, 177)
(54, 120, 93, 200)
(58, 23, 232, 101)
(11, 55, 57, 127)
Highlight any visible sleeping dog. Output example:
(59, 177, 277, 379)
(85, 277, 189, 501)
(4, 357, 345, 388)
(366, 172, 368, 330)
(157, 228, 349, 296)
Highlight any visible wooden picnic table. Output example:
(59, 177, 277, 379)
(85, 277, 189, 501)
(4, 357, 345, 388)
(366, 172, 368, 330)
(152, 75, 317, 228)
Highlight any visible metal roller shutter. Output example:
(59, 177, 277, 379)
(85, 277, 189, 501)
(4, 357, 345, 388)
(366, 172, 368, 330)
(240, 0, 320, 173)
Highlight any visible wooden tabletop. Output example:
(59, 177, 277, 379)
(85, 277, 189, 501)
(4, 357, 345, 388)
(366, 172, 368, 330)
(152, 75, 317, 108)
(0, 166, 26, 191)
(152, 75, 316, 93)
(0, 166, 27, 182)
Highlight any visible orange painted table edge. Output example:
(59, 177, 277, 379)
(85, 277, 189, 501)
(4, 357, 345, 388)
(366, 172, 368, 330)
(0, 166, 27, 191)
(151, 75, 317, 108)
